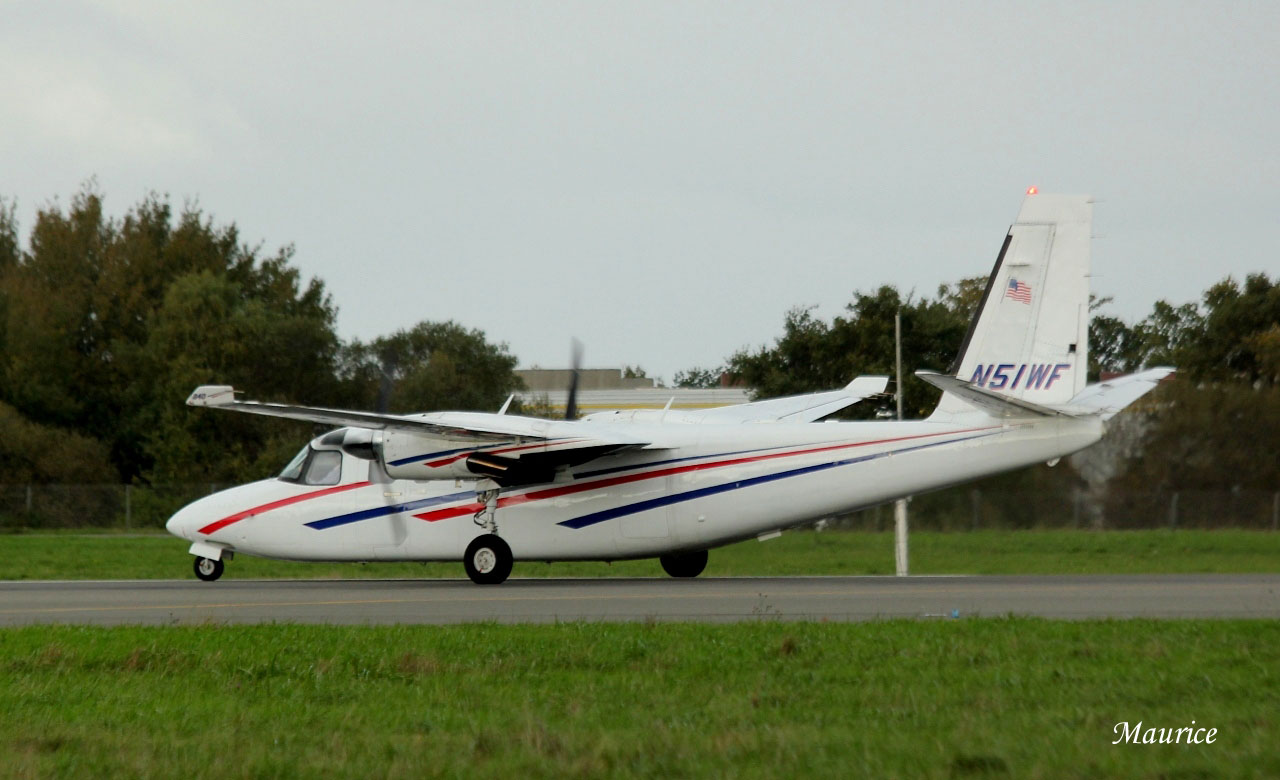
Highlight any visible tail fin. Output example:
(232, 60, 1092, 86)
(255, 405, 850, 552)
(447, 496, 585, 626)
(932, 193, 1092, 417)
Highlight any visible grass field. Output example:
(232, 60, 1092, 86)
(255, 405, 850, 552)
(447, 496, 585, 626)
(1, 529, 1278, 581)
(1, 619, 1276, 778)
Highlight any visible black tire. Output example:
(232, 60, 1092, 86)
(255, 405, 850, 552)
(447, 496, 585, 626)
(193, 556, 224, 582)
(659, 550, 708, 578)
(463, 535, 513, 585)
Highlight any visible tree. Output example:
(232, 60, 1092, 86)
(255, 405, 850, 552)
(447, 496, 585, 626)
(0, 185, 341, 483)
(1082, 273, 1280, 510)
(339, 321, 521, 415)
(1176, 274, 1280, 385)
(0, 401, 114, 484)
(728, 278, 984, 418)
(139, 271, 342, 484)
(673, 366, 724, 388)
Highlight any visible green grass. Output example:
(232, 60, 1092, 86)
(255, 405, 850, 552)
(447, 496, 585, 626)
(1, 620, 1276, 778)
(1, 529, 1278, 581)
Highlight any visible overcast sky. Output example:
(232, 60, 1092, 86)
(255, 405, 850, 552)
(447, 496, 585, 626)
(3, 1, 1276, 383)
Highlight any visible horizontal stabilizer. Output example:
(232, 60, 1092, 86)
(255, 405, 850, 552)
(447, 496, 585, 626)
(1063, 368, 1174, 420)
(920, 368, 1175, 421)
(916, 371, 1072, 418)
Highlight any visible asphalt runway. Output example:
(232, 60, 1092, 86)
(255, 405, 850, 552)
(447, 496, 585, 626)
(1, 574, 1278, 625)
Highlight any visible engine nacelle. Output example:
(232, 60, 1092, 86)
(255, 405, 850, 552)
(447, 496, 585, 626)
(377, 429, 527, 481)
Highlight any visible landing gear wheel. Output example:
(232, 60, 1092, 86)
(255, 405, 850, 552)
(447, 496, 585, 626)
(193, 556, 224, 582)
(464, 535, 513, 585)
(659, 550, 708, 578)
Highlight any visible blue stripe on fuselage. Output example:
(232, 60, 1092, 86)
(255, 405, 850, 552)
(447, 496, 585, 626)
(388, 447, 480, 467)
(305, 490, 475, 530)
(558, 431, 1002, 529)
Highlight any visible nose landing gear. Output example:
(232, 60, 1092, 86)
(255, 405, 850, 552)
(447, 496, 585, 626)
(194, 556, 224, 582)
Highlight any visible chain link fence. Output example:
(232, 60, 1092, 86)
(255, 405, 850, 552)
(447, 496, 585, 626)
(824, 487, 1280, 531)
(0, 485, 227, 530)
(0, 483, 1277, 531)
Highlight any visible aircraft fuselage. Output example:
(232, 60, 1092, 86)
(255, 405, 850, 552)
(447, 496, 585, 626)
(166, 415, 1102, 563)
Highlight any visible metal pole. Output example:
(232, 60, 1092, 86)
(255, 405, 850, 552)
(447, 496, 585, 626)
(894, 311, 909, 576)
(1169, 492, 1179, 530)
(895, 312, 904, 421)
(125, 485, 132, 530)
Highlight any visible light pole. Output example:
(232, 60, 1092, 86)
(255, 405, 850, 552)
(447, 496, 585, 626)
(894, 311, 909, 576)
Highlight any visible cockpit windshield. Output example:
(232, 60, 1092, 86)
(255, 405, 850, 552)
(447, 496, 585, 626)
(279, 446, 343, 486)
(279, 446, 309, 481)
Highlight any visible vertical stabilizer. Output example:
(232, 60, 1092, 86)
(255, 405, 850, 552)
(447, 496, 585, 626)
(933, 193, 1092, 417)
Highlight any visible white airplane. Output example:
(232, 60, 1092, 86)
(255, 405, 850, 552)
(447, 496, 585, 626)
(165, 193, 1172, 584)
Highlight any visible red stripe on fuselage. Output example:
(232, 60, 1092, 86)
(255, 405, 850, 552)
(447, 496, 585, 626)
(197, 481, 372, 535)
(413, 426, 998, 523)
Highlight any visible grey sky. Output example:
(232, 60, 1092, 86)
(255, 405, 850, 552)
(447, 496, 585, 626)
(3, 1, 1277, 383)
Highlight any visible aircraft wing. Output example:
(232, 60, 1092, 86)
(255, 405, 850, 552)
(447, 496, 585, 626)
(185, 385, 650, 446)
(687, 376, 889, 423)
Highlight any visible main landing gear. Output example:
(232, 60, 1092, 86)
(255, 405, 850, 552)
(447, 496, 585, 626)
(194, 556, 224, 582)
(465, 480, 513, 584)
(464, 534, 513, 585)
(659, 550, 708, 578)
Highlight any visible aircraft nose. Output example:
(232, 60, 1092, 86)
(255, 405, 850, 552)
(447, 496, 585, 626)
(165, 507, 192, 540)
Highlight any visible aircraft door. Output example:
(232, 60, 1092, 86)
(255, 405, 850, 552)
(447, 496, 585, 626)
(616, 476, 674, 549)
(668, 474, 704, 546)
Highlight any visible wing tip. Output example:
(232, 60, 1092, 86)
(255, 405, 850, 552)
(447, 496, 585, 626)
(187, 385, 236, 407)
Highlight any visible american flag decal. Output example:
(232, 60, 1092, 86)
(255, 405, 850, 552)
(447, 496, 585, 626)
(1005, 278, 1032, 304)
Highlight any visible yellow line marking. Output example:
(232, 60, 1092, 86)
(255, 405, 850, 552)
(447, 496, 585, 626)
(0, 590, 845, 615)
(0, 581, 1268, 616)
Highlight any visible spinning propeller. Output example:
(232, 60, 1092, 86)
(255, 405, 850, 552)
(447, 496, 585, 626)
(564, 339, 583, 421)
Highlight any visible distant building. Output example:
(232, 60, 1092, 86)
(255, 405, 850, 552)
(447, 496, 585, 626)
(516, 368, 656, 392)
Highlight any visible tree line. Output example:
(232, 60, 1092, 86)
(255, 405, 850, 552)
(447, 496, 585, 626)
(675, 263, 1280, 520)
(0, 186, 523, 488)
(2, 185, 1274, 526)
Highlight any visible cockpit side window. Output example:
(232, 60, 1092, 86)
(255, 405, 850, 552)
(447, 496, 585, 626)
(302, 450, 342, 486)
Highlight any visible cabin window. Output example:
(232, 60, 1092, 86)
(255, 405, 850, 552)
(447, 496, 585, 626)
(302, 450, 342, 486)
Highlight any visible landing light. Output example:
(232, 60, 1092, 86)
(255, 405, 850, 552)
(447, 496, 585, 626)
(1026, 186, 1039, 195)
